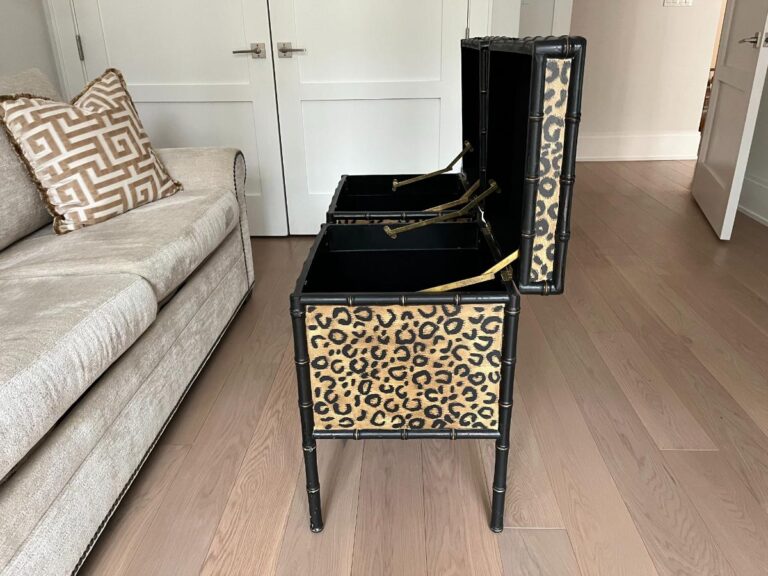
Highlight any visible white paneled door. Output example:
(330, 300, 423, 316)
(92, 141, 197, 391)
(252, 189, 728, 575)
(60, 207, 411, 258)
(48, 0, 287, 235)
(692, 0, 768, 239)
(45, 0, 486, 235)
(270, 0, 472, 234)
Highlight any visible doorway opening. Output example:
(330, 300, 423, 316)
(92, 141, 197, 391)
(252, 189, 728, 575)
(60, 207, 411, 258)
(699, 0, 729, 132)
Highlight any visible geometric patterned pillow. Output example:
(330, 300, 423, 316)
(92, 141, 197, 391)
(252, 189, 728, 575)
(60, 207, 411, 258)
(0, 68, 181, 234)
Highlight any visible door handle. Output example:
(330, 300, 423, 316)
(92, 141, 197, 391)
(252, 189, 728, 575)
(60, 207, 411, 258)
(232, 43, 265, 59)
(277, 42, 306, 58)
(738, 32, 765, 48)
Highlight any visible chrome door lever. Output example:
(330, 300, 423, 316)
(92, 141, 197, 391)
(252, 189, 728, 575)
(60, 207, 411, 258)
(232, 43, 265, 59)
(277, 42, 306, 58)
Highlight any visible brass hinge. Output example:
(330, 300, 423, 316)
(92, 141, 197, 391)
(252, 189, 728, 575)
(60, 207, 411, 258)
(384, 179, 499, 239)
(75, 34, 85, 61)
(391, 140, 473, 191)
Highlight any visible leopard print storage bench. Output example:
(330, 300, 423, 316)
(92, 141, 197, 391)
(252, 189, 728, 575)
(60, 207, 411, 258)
(290, 36, 586, 536)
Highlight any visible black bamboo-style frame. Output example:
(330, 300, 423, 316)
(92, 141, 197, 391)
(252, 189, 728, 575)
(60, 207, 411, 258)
(460, 36, 586, 295)
(508, 37, 586, 295)
(290, 229, 520, 532)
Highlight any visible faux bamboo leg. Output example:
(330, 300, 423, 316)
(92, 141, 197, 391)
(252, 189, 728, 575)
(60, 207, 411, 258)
(290, 298, 324, 532)
(490, 301, 520, 532)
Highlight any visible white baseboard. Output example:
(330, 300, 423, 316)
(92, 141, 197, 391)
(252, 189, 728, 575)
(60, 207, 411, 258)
(739, 174, 768, 227)
(576, 131, 701, 161)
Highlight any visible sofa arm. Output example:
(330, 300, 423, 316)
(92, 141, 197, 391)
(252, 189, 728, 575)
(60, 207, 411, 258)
(157, 147, 254, 286)
(157, 147, 245, 193)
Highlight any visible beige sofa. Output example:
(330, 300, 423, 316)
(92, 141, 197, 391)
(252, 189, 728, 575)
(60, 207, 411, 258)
(0, 70, 254, 575)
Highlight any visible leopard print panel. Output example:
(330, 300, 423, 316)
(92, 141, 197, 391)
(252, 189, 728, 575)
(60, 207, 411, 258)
(305, 304, 504, 431)
(531, 57, 572, 283)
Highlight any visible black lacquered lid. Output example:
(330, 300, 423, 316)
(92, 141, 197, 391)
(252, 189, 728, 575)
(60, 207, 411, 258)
(460, 36, 586, 279)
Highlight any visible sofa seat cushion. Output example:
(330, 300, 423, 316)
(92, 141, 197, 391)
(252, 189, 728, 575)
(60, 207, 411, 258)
(0, 274, 156, 481)
(0, 186, 239, 301)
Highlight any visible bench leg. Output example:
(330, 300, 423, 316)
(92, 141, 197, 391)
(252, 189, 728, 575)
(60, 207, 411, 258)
(303, 441, 323, 532)
(490, 301, 519, 532)
(291, 298, 324, 532)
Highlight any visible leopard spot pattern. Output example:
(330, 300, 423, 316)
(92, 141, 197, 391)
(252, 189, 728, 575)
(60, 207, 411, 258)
(531, 57, 572, 283)
(305, 304, 503, 430)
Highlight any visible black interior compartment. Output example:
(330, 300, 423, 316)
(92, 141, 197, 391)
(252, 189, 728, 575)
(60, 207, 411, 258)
(482, 50, 531, 259)
(333, 174, 467, 212)
(301, 223, 512, 293)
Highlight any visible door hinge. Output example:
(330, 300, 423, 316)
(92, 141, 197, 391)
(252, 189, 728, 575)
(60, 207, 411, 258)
(75, 34, 85, 61)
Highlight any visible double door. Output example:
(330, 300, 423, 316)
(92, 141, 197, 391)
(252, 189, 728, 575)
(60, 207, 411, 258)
(47, 0, 486, 234)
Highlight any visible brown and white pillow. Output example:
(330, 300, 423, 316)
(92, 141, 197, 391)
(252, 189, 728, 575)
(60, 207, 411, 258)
(0, 68, 181, 233)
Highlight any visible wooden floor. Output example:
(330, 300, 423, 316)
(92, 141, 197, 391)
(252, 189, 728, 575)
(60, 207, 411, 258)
(81, 161, 768, 576)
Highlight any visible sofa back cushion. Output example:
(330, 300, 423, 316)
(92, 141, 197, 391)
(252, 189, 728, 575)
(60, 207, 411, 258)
(0, 69, 59, 250)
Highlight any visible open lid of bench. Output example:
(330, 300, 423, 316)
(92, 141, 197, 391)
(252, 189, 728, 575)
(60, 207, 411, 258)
(460, 36, 586, 295)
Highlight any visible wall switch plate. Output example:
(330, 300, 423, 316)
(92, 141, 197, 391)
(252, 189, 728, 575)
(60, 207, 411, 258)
(664, 0, 693, 6)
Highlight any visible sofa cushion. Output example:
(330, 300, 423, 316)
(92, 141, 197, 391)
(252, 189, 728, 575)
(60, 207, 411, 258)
(0, 69, 59, 251)
(0, 185, 239, 301)
(0, 231, 245, 570)
(0, 251, 248, 575)
(0, 69, 182, 234)
(0, 274, 156, 481)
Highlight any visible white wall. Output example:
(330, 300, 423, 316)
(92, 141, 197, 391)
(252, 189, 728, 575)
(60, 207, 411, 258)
(571, 0, 722, 160)
(741, 76, 768, 226)
(0, 0, 60, 89)
(491, 0, 521, 36)
(519, 0, 572, 36)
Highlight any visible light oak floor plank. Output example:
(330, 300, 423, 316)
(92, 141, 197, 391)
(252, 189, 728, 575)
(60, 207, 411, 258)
(516, 310, 658, 576)
(592, 330, 716, 451)
(481, 393, 564, 529)
(612, 256, 768, 438)
(274, 440, 364, 576)
(531, 297, 736, 576)
(578, 165, 768, 304)
(161, 238, 313, 447)
(562, 264, 625, 335)
(423, 440, 504, 576)
(568, 241, 768, 516)
(620, 158, 768, 264)
(351, 441, 427, 576)
(562, 252, 714, 452)
(123, 251, 302, 575)
(661, 261, 768, 342)
(574, 177, 768, 338)
(638, 160, 694, 190)
(608, 162, 698, 220)
(80, 445, 188, 575)
(499, 529, 581, 576)
(200, 348, 303, 575)
(663, 450, 768, 575)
